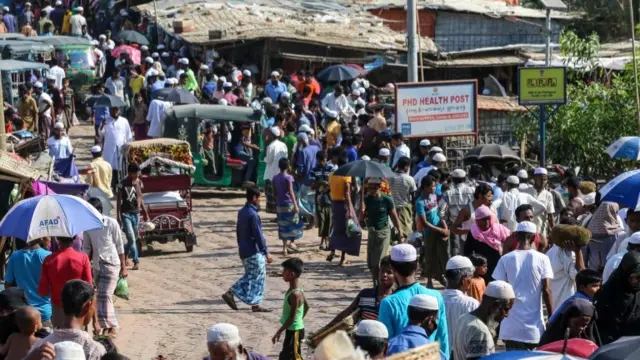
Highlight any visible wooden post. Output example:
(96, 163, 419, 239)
(0, 74, 6, 152)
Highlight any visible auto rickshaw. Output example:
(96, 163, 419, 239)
(0, 40, 54, 61)
(0, 60, 50, 107)
(121, 138, 197, 253)
(163, 104, 265, 188)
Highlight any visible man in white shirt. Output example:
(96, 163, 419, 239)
(453, 280, 515, 360)
(414, 152, 446, 187)
(492, 221, 554, 350)
(517, 169, 536, 196)
(34, 81, 54, 138)
(603, 232, 640, 282)
(47, 122, 73, 159)
(390, 133, 411, 169)
(443, 255, 480, 357)
(100, 107, 132, 187)
(69, 6, 87, 36)
(84, 197, 127, 336)
(264, 127, 289, 214)
(532, 168, 556, 237)
(105, 70, 125, 102)
(321, 87, 354, 121)
(146, 99, 172, 138)
(546, 221, 586, 309)
(49, 59, 66, 89)
(499, 176, 547, 232)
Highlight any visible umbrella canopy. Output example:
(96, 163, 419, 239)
(87, 94, 126, 108)
(345, 63, 367, 76)
(606, 136, 640, 160)
(538, 339, 598, 358)
(111, 45, 141, 65)
(463, 144, 520, 164)
(480, 350, 584, 359)
(151, 88, 199, 104)
(86, 187, 113, 215)
(599, 169, 640, 211)
(114, 30, 149, 45)
(589, 336, 640, 360)
(332, 160, 396, 179)
(0, 195, 104, 241)
(316, 64, 361, 82)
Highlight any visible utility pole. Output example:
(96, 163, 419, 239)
(539, 8, 551, 167)
(629, 0, 640, 131)
(0, 76, 6, 152)
(407, 0, 418, 82)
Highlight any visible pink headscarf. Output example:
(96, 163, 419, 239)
(471, 205, 511, 251)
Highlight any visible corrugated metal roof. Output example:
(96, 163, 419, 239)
(478, 95, 526, 112)
(424, 54, 525, 67)
(136, 0, 437, 53)
(352, 0, 576, 19)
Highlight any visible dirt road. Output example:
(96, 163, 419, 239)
(71, 124, 376, 359)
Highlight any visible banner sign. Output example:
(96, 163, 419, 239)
(518, 67, 567, 105)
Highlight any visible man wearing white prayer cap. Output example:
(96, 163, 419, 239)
(378, 244, 449, 355)
(413, 152, 446, 187)
(354, 320, 389, 359)
(443, 255, 479, 354)
(85, 144, 112, 198)
(386, 294, 447, 357)
(492, 219, 553, 350)
(206, 323, 268, 360)
(452, 280, 515, 360)
(517, 168, 536, 196)
(414, 139, 432, 174)
(377, 148, 390, 165)
(443, 168, 474, 257)
(262, 126, 287, 215)
(54, 341, 85, 360)
(531, 167, 555, 237)
(264, 70, 287, 103)
(499, 173, 547, 232)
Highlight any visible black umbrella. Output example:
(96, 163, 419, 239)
(87, 94, 126, 108)
(114, 30, 150, 45)
(151, 88, 199, 104)
(463, 144, 520, 164)
(332, 160, 396, 179)
(316, 64, 361, 82)
(589, 336, 640, 360)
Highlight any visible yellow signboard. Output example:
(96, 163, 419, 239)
(518, 67, 567, 105)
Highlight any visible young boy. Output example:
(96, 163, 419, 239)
(117, 163, 150, 270)
(310, 151, 335, 250)
(0, 306, 41, 360)
(467, 253, 488, 302)
(547, 269, 601, 323)
(273, 258, 309, 360)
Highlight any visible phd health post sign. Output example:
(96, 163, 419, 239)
(395, 80, 478, 137)
(518, 67, 567, 105)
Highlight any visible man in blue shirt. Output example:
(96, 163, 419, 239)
(387, 294, 446, 359)
(264, 71, 287, 103)
(5, 239, 52, 325)
(222, 186, 272, 313)
(413, 139, 431, 175)
(378, 244, 450, 358)
(202, 73, 217, 100)
(2, 7, 16, 33)
(295, 133, 319, 187)
(345, 135, 361, 163)
(548, 269, 601, 322)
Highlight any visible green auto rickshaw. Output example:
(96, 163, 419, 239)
(163, 104, 266, 188)
(0, 40, 54, 62)
(0, 60, 50, 107)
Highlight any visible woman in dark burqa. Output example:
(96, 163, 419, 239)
(593, 251, 640, 345)
(539, 297, 595, 346)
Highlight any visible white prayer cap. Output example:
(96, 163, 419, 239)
(378, 148, 390, 157)
(171, 77, 179, 84)
(223, 82, 233, 88)
(281, 91, 291, 99)
(54, 341, 85, 360)
(2, 6, 9, 11)
(145, 56, 154, 64)
(430, 146, 443, 153)
(270, 127, 280, 137)
(355, 320, 388, 339)
(517, 169, 528, 179)
(178, 58, 189, 65)
(119, 9, 128, 15)
(297, 133, 309, 143)
(91, 40, 99, 46)
(351, 89, 360, 96)
(446, 255, 474, 270)
(200, 64, 209, 70)
(420, 139, 431, 147)
(148, 69, 159, 76)
(46, 74, 56, 81)
(55, 1, 62, 5)
(151, 52, 159, 58)
(485, 280, 515, 300)
(218, 99, 228, 106)
(53, 122, 65, 130)
(219, 76, 227, 83)
(299, 124, 312, 133)
(25, 2, 31, 6)
(385, 83, 395, 89)
(243, 69, 251, 76)
(212, 74, 219, 82)
(516, 221, 537, 234)
(327, 110, 338, 119)
(583, 192, 596, 206)
(91, 145, 102, 153)
(99, 34, 106, 40)
(367, 177, 382, 185)
(409, 294, 439, 311)
(451, 169, 466, 179)
(506, 175, 519, 185)
(140, 45, 149, 51)
(432, 153, 446, 163)
(75, 6, 83, 11)
(157, 44, 165, 49)
(390, 244, 417, 262)
(362, 79, 370, 89)
(33, 81, 43, 88)
(361, 155, 371, 161)
(534, 167, 548, 175)
(207, 323, 241, 343)
(161, 52, 169, 57)
(270, 70, 280, 77)
(628, 232, 640, 245)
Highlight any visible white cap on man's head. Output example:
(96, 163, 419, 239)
(46, 74, 56, 81)
(379, 148, 390, 157)
(432, 153, 446, 163)
(270, 70, 280, 77)
(390, 244, 417, 262)
(299, 124, 312, 133)
(33, 81, 43, 88)
(75, 6, 83, 11)
(55, 0, 62, 5)
(219, 76, 227, 83)
(161, 52, 170, 57)
(430, 146, 443, 153)
(409, 294, 439, 311)
(534, 168, 548, 175)
(200, 65, 209, 70)
(178, 58, 189, 65)
(506, 175, 519, 185)
(517, 169, 528, 179)
(420, 139, 431, 147)
(207, 323, 241, 343)
(99, 34, 107, 40)
(355, 320, 388, 339)
(361, 155, 371, 161)
(516, 221, 537, 234)
(157, 44, 165, 50)
(446, 255, 474, 270)
(628, 232, 640, 245)
(243, 69, 251, 76)
(140, 45, 149, 51)
(148, 69, 159, 76)
(54, 341, 85, 360)
(145, 56, 154, 64)
(485, 280, 515, 300)
(120, 9, 128, 15)
(151, 52, 159, 58)
(91, 145, 102, 153)
(270, 127, 280, 137)
(223, 82, 233, 88)
(351, 89, 360, 96)
(2, 6, 9, 11)
(451, 169, 466, 179)
(25, 2, 31, 6)
(53, 122, 65, 130)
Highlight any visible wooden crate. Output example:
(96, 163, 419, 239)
(386, 343, 441, 360)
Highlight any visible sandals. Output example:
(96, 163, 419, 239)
(221, 292, 239, 311)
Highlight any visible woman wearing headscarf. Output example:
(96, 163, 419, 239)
(464, 205, 511, 283)
(593, 251, 640, 345)
(539, 298, 595, 346)
(587, 202, 623, 271)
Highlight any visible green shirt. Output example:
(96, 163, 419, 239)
(280, 288, 305, 331)
(284, 133, 297, 157)
(364, 194, 395, 230)
(184, 69, 198, 92)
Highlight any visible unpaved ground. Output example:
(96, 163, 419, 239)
(70, 124, 381, 359)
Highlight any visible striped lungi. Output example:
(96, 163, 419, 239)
(276, 203, 304, 241)
(94, 261, 120, 329)
(264, 180, 277, 214)
(231, 253, 266, 305)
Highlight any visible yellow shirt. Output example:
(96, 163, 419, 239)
(87, 157, 113, 198)
(329, 175, 351, 202)
(326, 121, 341, 148)
(61, 12, 71, 34)
(129, 76, 144, 95)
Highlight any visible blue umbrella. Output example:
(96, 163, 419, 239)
(481, 350, 583, 359)
(606, 136, 640, 160)
(599, 169, 640, 211)
(0, 194, 104, 241)
(316, 64, 361, 82)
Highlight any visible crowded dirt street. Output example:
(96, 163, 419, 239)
(69, 123, 375, 359)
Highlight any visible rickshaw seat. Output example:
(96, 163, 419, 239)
(225, 153, 245, 167)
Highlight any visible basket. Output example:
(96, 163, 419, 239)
(385, 343, 441, 360)
(550, 224, 591, 249)
(306, 310, 359, 348)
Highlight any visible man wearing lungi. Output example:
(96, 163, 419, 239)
(83, 198, 127, 336)
(387, 157, 417, 242)
(443, 169, 475, 257)
(222, 187, 273, 313)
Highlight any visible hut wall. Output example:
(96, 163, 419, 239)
(367, 9, 436, 38)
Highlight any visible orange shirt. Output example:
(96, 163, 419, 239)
(467, 276, 486, 302)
